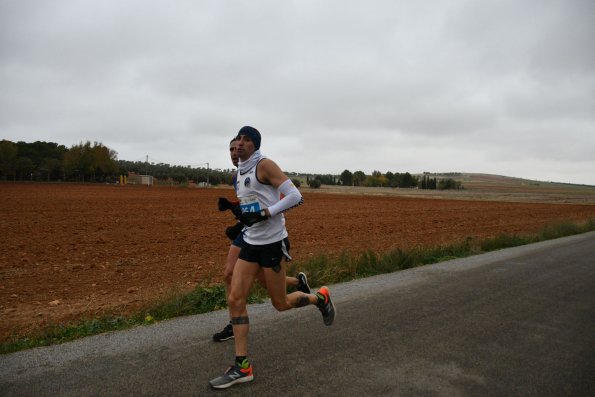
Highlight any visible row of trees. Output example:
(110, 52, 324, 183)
(306, 170, 462, 190)
(0, 140, 230, 184)
(0, 140, 67, 181)
(420, 173, 463, 190)
(118, 160, 231, 185)
(0, 140, 123, 182)
(338, 170, 419, 188)
(1, 140, 462, 189)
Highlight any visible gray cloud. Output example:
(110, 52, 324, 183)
(1, 0, 594, 184)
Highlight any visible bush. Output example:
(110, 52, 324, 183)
(308, 179, 321, 189)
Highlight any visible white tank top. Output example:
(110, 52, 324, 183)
(236, 159, 288, 245)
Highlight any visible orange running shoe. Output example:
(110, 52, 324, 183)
(316, 286, 336, 326)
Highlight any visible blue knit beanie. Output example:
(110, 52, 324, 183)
(237, 126, 261, 150)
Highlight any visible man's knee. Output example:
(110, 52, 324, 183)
(227, 291, 247, 313)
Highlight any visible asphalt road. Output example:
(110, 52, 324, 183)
(2, 231, 594, 397)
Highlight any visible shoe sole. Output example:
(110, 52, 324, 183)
(319, 286, 336, 326)
(324, 301, 336, 326)
(213, 335, 234, 342)
(298, 272, 311, 294)
(210, 374, 254, 389)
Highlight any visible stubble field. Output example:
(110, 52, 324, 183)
(1, 181, 595, 341)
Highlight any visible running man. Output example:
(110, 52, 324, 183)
(209, 126, 335, 389)
(212, 137, 311, 342)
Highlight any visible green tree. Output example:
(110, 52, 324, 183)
(0, 140, 17, 180)
(385, 171, 395, 187)
(64, 142, 92, 181)
(318, 174, 336, 185)
(14, 141, 67, 176)
(15, 157, 35, 180)
(365, 170, 388, 187)
(340, 169, 353, 186)
(39, 158, 63, 181)
(352, 170, 366, 186)
(400, 172, 416, 188)
(420, 174, 436, 189)
(63, 141, 117, 182)
(91, 143, 118, 180)
(438, 178, 462, 190)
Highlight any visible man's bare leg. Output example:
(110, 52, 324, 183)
(261, 264, 317, 311)
(212, 244, 241, 342)
(227, 259, 260, 357)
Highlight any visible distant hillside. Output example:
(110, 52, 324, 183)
(289, 171, 594, 191)
(420, 173, 594, 189)
(307, 172, 595, 204)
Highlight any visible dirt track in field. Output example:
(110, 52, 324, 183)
(1, 183, 595, 341)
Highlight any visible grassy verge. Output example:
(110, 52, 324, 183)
(0, 286, 268, 355)
(2, 219, 593, 354)
(288, 219, 595, 287)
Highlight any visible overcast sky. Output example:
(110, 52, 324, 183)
(1, 0, 594, 184)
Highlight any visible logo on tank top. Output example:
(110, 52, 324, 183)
(244, 177, 251, 187)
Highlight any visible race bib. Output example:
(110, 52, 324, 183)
(239, 194, 262, 213)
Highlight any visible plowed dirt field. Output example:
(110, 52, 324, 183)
(2, 183, 595, 341)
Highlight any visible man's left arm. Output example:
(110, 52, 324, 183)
(237, 160, 303, 226)
(260, 159, 303, 217)
(266, 179, 303, 216)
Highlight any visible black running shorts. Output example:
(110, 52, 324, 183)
(239, 238, 291, 268)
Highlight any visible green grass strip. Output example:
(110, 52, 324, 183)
(2, 218, 593, 354)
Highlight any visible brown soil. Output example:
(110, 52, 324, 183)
(1, 183, 595, 341)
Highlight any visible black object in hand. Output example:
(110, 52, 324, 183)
(225, 222, 244, 240)
(218, 197, 242, 217)
(238, 210, 268, 227)
(218, 197, 234, 211)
